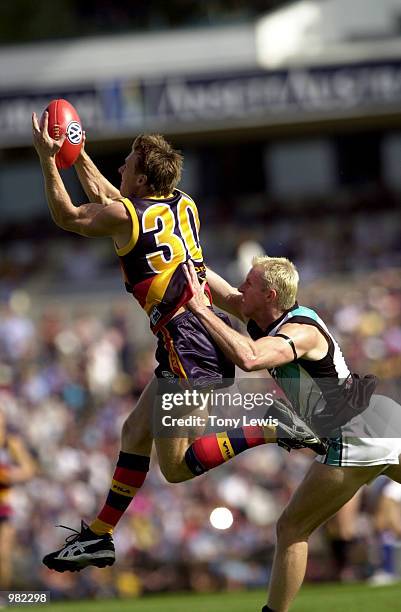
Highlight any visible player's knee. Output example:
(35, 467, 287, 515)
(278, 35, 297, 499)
(121, 416, 138, 445)
(159, 462, 190, 484)
(276, 511, 310, 544)
(161, 469, 182, 484)
(121, 415, 150, 452)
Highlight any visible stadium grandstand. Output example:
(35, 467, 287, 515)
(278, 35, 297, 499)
(1, 0, 401, 606)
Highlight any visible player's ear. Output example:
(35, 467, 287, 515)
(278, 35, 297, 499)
(138, 174, 148, 186)
(266, 288, 277, 303)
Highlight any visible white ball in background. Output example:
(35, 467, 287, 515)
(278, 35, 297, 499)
(209, 507, 234, 530)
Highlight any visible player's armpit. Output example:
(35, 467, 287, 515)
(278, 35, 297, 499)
(60, 200, 131, 239)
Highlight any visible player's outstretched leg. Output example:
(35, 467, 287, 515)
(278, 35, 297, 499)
(43, 382, 326, 572)
(43, 378, 155, 572)
(183, 399, 328, 478)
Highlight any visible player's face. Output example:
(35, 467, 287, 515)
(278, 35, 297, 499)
(238, 266, 268, 318)
(118, 148, 147, 197)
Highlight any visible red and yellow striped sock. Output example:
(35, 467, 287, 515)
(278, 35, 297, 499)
(185, 425, 275, 476)
(90, 451, 150, 535)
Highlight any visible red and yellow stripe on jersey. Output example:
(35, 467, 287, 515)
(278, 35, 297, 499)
(158, 326, 188, 378)
(115, 189, 210, 334)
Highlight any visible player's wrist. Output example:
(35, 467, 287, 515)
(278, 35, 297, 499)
(195, 302, 211, 316)
(39, 153, 58, 168)
(75, 148, 88, 165)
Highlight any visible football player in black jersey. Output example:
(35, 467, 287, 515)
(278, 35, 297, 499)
(184, 257, 401, 612)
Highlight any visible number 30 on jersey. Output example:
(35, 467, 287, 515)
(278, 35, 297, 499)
(142, 199, 202, 273)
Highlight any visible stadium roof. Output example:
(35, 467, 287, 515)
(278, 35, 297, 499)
(3, 0, 401, 93)
(0, 25, 256, 92)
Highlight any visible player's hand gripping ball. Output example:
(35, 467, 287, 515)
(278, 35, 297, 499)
(41, 99, 83, 169)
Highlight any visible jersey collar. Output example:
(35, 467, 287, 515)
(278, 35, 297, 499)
(257, 301, 299, 334)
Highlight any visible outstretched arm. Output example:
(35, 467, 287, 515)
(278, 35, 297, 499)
(184, 261, 320, 371)
(75, 136, 121, 204)
(206, 266, 246, 322)
(32, 112, 130, 239)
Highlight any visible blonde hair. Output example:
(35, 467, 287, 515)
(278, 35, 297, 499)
(133, 134, 183, 196)
(252, 256, 299, 310)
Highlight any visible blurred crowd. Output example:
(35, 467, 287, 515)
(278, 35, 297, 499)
(1, 250, 401, 598)
(2, 194, 401, 299)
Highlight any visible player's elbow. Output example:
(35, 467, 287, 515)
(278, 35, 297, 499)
(54, 217, 70, 231)
(239, 354, 258, 372)
(241, 360, 262, 372)
(54, 210, 77, 231)
(240, 361, 253, 372)
(237, 343, 260, 372)
(241, 345, 286, 372)
(57, 211, 85, 235)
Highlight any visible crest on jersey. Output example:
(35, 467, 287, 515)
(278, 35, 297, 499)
(66, 121, 82, 145)
(150, 306, 162, 326)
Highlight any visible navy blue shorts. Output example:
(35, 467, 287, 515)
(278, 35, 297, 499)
(155, 309, 235, 387)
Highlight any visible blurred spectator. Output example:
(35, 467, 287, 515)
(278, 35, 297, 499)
(0, 408, 36, 590)
(369, 480, 401, 585)
(325, 492, 363, 582)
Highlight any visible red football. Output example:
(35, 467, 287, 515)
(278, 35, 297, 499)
(41, 99, 83, 169)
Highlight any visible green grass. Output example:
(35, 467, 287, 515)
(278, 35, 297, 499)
(10, 583, 401, 612)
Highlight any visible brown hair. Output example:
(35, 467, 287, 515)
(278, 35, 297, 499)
(133, 134, 183, 196)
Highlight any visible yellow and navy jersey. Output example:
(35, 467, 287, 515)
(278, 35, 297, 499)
(115, 189, 210, 333)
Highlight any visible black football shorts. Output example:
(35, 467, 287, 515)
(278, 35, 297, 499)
(155, 309, 235, 388)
